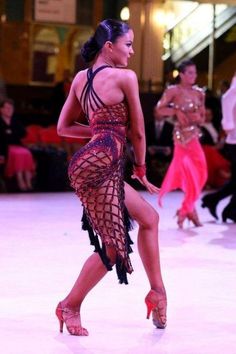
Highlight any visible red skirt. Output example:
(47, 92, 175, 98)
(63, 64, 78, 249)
(5, 145, 36, 177)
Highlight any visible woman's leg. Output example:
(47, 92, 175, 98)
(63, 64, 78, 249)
(61, 246, 116, 310)
(24, 170, 33, 190)
(124, 182, 165, 294)
(124, 183, 166, 328)
(16, 171, 27, 191)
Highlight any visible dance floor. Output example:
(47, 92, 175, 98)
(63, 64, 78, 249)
(0, 190, 236, 354)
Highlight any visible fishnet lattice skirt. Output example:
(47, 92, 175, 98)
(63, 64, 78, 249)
(68, 140, 133, 284)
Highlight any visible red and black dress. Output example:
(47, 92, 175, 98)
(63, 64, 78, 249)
(68, 66, 133, 284)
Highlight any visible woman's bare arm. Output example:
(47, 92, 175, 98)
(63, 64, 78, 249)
(57, 76, 92, 139)
(156, 86, 176, 117)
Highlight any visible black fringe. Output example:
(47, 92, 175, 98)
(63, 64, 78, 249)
(81, 206, 134, 284)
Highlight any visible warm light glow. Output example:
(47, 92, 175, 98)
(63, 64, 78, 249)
(120, 7, 130, 21)
(153, 9, 175, 29)
(173, 70, 179, 79)
(153, 9, 166, 27)
(1, 14, 6, 23)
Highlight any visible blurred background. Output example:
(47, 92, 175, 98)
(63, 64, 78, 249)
(0, 0, 235, 192)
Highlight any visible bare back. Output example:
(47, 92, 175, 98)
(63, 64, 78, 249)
(73, 66, 127, 119)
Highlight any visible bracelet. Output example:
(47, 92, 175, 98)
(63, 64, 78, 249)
(133, 163, 146, 178)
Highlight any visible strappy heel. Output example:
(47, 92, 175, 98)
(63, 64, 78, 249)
(187, 209, 202, 227)
(175, 209, 187, 229)
(55, 302, 89, 336)
(145, 290, 167, 329)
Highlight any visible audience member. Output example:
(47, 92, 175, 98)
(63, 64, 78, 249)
(0, 98, 35, 191)
(147, 106, 174, 184)
(202, 72, 236, 222)
(51, 69, 73, 123)
(200, 106, 231, 189)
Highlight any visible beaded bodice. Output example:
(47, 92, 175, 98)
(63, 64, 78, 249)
(90, 102, 128, 144)
(171, 85, 203, 144)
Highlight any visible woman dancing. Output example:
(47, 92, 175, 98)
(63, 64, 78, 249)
(56, 19, 167, 336)
(156, 59, 207, 228)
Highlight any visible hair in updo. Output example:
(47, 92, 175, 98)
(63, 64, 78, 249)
(173, 59, 196, 83)
(178, 59, 195, 73)
(81, 19, 130, 63)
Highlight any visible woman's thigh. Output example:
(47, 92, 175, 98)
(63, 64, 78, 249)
(124, 182, 159, 227)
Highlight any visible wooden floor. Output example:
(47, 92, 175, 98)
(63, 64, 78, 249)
(0, 190, 236, 354)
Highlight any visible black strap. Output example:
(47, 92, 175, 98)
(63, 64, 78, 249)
(80, 65, 112, 119)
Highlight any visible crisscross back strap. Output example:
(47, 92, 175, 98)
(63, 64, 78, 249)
(80, 65, 111, 119)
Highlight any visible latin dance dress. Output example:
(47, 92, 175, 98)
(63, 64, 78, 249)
(68, 66, 133, 284)
(158, 95, 208, 216)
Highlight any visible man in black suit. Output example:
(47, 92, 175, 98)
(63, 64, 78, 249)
(147, 107, 174, 184)
(202, 73, 236, 222)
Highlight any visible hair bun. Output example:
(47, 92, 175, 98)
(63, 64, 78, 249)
(80, 36, 99, 63)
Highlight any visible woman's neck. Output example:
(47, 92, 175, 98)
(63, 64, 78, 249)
(93, 55, 115, 69)
(179, 83, 193, 90)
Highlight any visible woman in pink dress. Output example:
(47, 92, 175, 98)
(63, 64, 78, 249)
(156, 60, 207, 228)
(0, 98, 35, 191)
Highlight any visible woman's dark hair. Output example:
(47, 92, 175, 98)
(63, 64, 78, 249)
(173, 59, 196, 83)
(81, 19, 130, 63)
(178, 59, 195, 74)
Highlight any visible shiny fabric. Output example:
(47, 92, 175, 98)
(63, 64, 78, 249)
(68, 66, 133, 284)
(159, 137, 207, 215)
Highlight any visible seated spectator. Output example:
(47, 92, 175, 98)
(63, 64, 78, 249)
(0, 98, 36, 191)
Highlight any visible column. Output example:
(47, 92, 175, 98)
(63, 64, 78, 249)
(129, 0, 165, 91)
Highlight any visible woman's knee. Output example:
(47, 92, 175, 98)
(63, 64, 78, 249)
(139, 207, 159, 230)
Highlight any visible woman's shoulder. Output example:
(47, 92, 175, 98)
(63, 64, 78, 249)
(165, 84, 178, 93)
(192, 85, 205, 95)
(73, 69, 88, 82)
(107, 68, 138, 92)
(161, 84, 178, 98)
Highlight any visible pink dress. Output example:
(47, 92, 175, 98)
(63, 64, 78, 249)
(5, 145, 35, 178)
(158, 119, 207, 216)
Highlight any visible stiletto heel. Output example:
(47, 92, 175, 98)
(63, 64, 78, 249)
(55, 302, 89, 336)
(145, 290, 167, 329)
(146, 301, 153, 319)
(55, 303, 64, 332)
(175, 209, 187, 229)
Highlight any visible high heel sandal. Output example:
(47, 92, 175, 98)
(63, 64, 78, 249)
(187, 209, 203, 227)
(145, 290, 167, 329)
(55, 302, 89, 336)
(175, 210, 187, 229)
